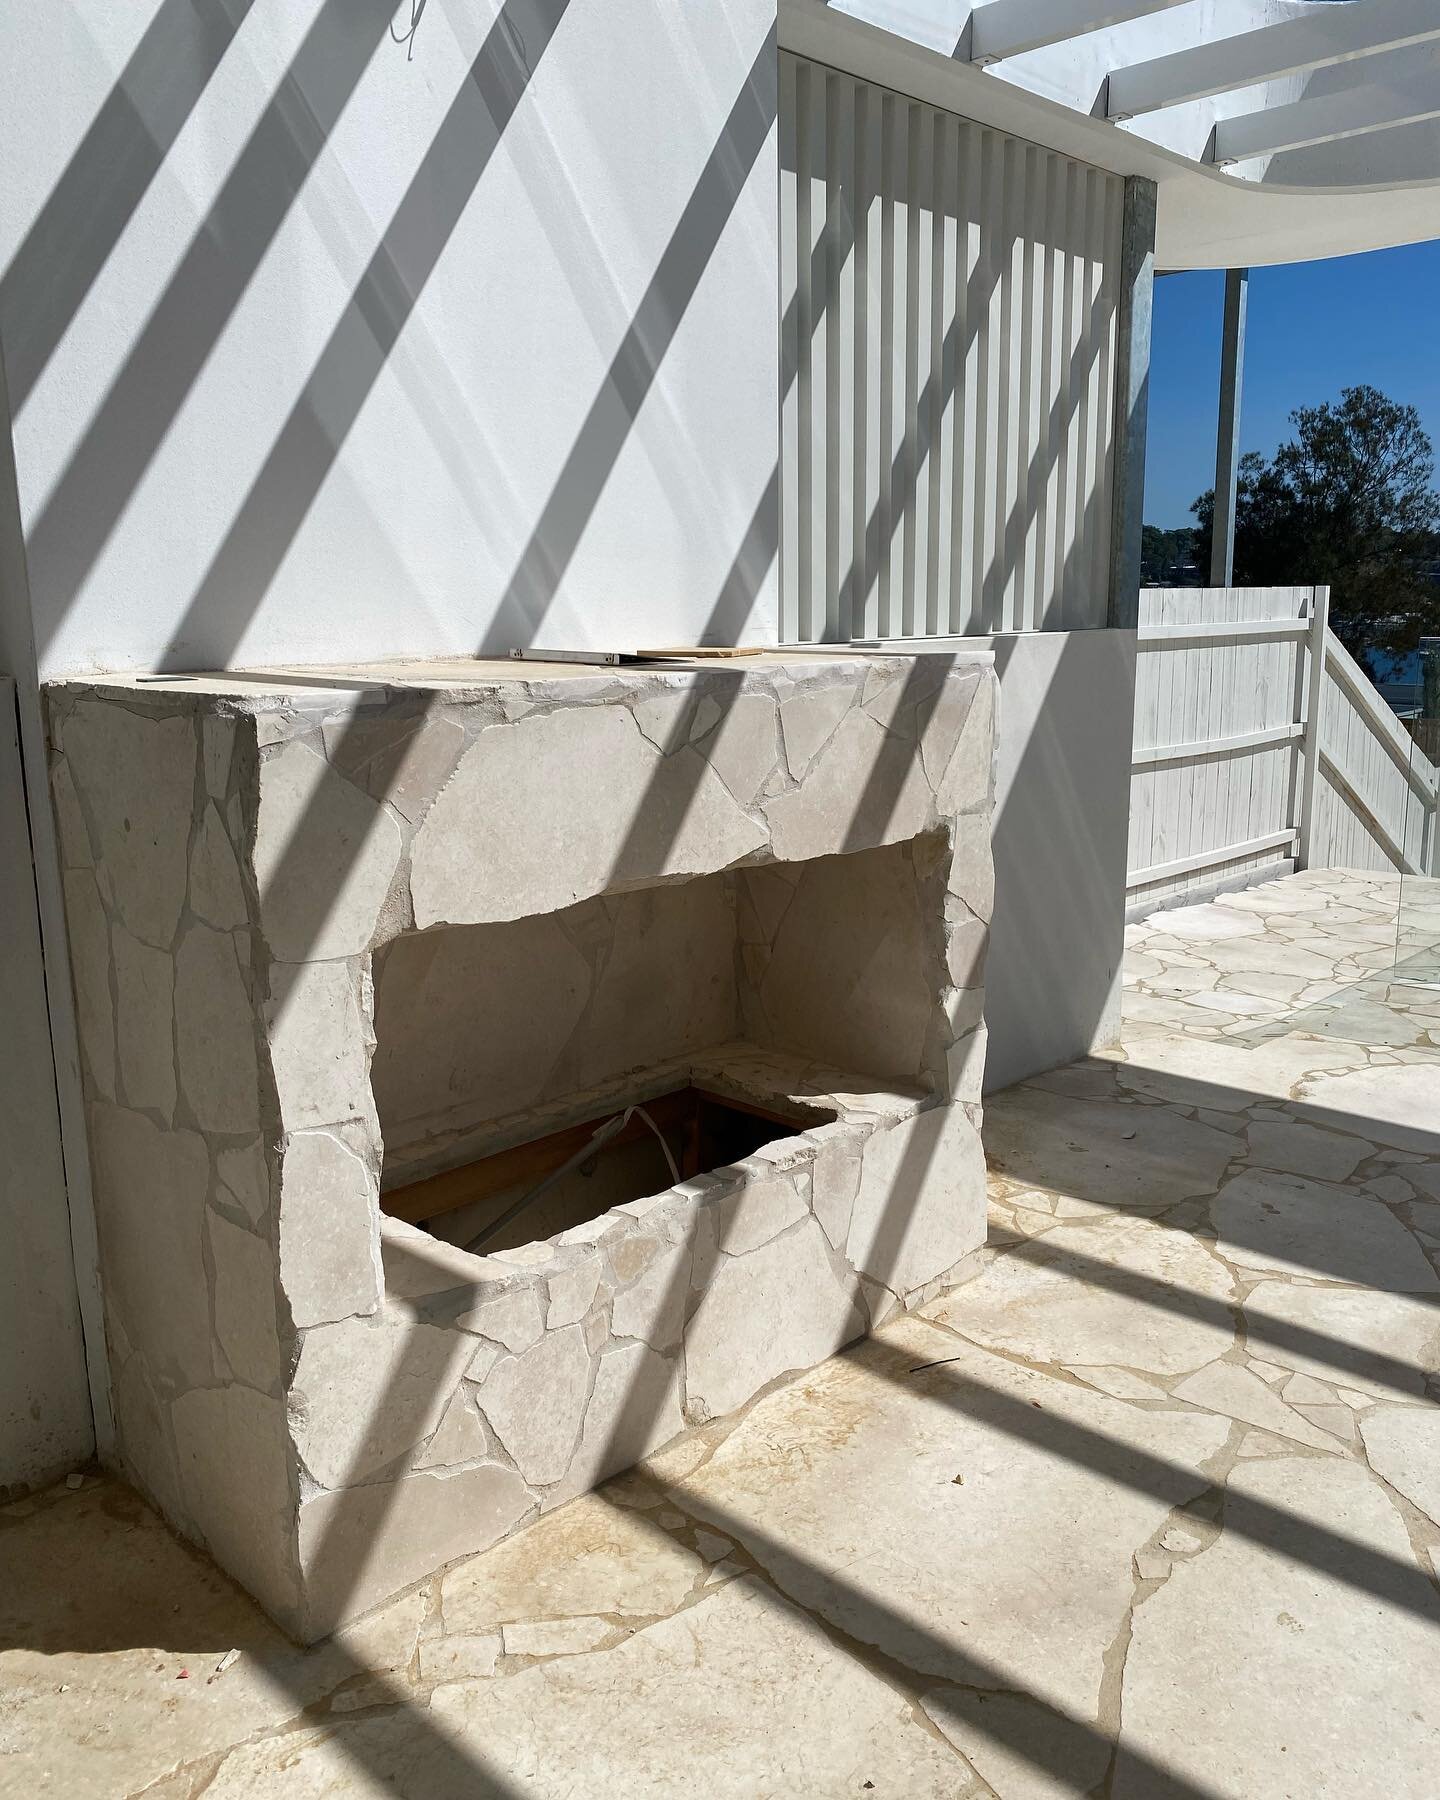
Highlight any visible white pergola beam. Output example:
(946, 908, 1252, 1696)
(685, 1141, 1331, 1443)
(1107, 0, 1440, 119)
(1211, 71, 1440, 164)
(966, 0, 1188, 64)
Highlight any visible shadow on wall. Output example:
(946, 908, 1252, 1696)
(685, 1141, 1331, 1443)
(983, 628, 1137, 1092)
(2, 0, 779, 675)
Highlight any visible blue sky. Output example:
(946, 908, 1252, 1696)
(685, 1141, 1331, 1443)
(1144, 238, 1440, 528)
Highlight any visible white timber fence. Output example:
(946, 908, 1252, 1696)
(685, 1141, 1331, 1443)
(1129, 586, 1440, 914)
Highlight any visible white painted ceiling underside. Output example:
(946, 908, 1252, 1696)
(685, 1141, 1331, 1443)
(785, 0, 1440, 266)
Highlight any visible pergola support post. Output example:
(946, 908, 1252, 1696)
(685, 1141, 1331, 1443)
(1210, 266, 1248, 587)
(1108, 175, 1157, 630)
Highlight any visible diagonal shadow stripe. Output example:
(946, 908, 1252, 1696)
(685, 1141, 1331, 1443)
(0, 0, 257, 413)
(28, 0, 397, 651)
(485, 28, 777, 649)
(995, 1230, 1439, 1397)
(630, 1502, 1224, 1800)
(667, 1326, 1440, 1630)
(152, 0, 578, 673)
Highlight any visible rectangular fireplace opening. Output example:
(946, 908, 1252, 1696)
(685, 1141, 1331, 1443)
(369, 833, 946, 1257)
(381, 1083, 836, 1253)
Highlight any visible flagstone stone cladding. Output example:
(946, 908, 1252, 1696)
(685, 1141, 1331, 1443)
(45, 653, 996, 1640)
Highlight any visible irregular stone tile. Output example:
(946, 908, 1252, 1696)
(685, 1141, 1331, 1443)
(555, 1341, 686, 1500)
(417, 1388, 489, 1468)
(778, 682, 855, 778)
(324, 708, 466, 824)
(62, 868, 115, 1098)
(452, 1281, 544, 1352)
(683, 1315, 1229, 1723)
(502, 1614, 614, 1656)
(1171, 1359, 1338, 1451)
(1296, 1064, 1440, 1155)
(89, 1105, 212, 1391)
(1358, 1407, 1440, 1525)
(60, 702, 195, 948)
(189, 801, 248, 930)
(370, 909, 591, 1135)
(296, 1461, 532, 1641)
(610, 1236, 691, 1351)
(1149, 902, 1268, 941)
(418, 1633, 501, 1685)
(698, 692, 779, 806)
(427, 1577, 974, 1797)
(751, 842, 935, 1080)
(289, 1315, 475, 1489)
(562, 888, 739, 1093)
(849, 1105, 986, 1297)
(1210, 1168, 1440, 1292)
(0, 1477, 350, 1799)
(278, 1129, 383, 1328)
(686, 1220, 864, 1421)
(1283, 1372, 1339, 1406)
(252, 739, 403, 960)
(766, 707, 935, 863)
(202, 713, 234, 799)
(1114, 1458, 1440, 1799)
(547, 1260, 601, 1328)
(930, 671, 992, 816)
(1115, 1034, 1368, 1109)
(1367, 1174, 1416, 1203)
(480, 1325, 592, 1486)
(210, 1212, 282, 1391)
(1292, 1402, 1356, 1442)
(441, 1491, 703, 1633)
(1244, 1119, 1371, 1183)
(112, 920, 174, 1118)
(216, 1137, 271, 1227)
(49, 756, 92, 865)
(174, 924, 260, 1133)
(1241, 1280, 1440, 1400)
(982, 1089, 1236, 1213)
(713, 1170, 809, 1256)
(266, 959, 375, 1134)
(172, 1385, 299, 1625)
(930, 1218, 1235, 1377)
(411, 708, 764, 928)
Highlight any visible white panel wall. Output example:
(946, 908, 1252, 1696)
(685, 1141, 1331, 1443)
(1129, 588, 1439, 914)
(0, 0, 780, 676)
(1313, 635, 1438, 877)
(779, 53, 1122, 641)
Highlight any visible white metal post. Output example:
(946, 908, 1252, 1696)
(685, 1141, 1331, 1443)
(1297, 584, 1329, 869)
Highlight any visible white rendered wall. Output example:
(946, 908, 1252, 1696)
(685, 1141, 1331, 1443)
(0, 0, 780, 677)
(850, 631, 1136, 1090)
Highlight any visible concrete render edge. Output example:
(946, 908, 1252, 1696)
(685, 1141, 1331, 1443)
(43, 651, 997, 1639)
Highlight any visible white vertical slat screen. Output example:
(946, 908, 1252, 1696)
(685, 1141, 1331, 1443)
(780, 53, 1123, 642)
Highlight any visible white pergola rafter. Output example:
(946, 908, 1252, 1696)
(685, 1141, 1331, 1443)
(1106, 0, 1440, 120)
(963, 0, 1189, 65)
(1211, 67, 1440, 165)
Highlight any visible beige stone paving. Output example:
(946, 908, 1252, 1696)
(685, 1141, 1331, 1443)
(2, 869, 1439, 1797)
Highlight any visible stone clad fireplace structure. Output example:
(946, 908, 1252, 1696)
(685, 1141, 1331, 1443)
(46, 651, 996, 1640)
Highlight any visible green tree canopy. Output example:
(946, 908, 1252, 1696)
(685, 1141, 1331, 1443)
(1192, 384, 1440, 657)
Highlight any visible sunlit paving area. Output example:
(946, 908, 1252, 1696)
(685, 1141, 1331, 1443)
(4, 866, 1436, 1799)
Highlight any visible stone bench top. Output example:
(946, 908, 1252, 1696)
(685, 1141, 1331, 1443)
(45, 646, 996, 710)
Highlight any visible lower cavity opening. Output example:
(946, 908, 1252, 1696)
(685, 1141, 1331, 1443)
(381, 1084, 835, 1255)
